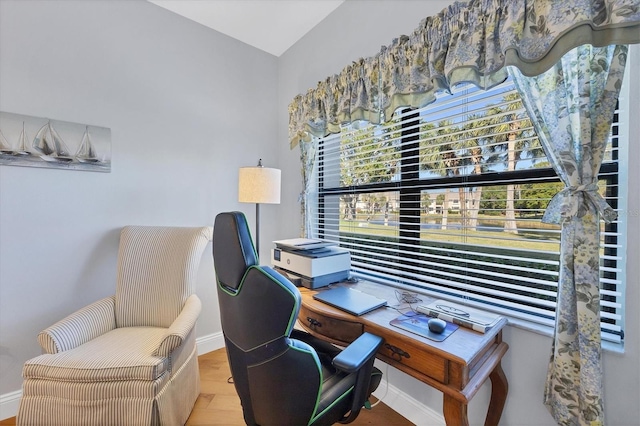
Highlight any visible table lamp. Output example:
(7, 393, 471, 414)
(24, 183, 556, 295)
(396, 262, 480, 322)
(238, 159, 281, 254)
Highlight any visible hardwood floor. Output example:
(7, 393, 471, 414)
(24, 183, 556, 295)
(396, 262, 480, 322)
(1, 348, 413, 426)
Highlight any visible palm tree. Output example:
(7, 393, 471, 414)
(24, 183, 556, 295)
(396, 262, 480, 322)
(484, 91, 542, 234)
(339, 121, 401, 220)
(419, 120, 467, 230)
(452, 112, 498, 231)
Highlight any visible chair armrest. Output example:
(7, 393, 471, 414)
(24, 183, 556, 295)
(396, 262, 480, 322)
(37, 296, 116, 354)
(334, 332, 384, 424)
(154, 294, 202, 357)
(333, 332, 384, 373)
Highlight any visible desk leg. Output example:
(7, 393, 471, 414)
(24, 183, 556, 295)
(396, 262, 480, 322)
(443, 394, 469, 426)
(485, 361, 508, 426)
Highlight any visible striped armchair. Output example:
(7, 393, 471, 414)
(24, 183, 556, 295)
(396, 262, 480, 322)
(17, 226, 212, 426)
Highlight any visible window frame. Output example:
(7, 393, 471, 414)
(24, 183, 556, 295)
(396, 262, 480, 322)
(311, 78, 627, 347)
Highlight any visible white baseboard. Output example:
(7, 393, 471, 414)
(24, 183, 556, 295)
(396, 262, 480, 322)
(196, 331, 225, 355)
(373, 379, 445, 426)
(2, 332, 440, 425)
(0, 390, 21, 421)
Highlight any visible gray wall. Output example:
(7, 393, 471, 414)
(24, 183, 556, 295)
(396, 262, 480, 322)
(276, 1, 640, 425)
(1, 0, 638, 424)
(0, 0, 280, 396)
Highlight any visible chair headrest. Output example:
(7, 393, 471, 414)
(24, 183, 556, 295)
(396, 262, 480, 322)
(213, 212, 258, 291)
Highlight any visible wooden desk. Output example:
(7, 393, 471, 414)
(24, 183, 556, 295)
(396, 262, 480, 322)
(298, 281, 509, 426)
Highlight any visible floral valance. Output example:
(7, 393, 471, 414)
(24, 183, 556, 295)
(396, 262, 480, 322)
(288, 0, 640, 149)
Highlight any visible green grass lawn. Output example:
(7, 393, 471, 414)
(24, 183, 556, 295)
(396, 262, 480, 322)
(339, 214, 561, 252)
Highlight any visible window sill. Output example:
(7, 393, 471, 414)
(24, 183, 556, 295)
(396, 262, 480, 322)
(505, 316, 625, 354)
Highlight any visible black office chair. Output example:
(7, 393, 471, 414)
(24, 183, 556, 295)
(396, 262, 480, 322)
(212, 211, 383, 426)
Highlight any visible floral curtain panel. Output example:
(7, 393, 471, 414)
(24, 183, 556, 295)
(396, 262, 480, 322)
(511, 44, 627, 426)
(288, 0, 640, 149)
(297, 138, 317, 238)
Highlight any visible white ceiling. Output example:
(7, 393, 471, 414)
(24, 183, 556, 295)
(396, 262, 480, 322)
(148, 0, 345, 57)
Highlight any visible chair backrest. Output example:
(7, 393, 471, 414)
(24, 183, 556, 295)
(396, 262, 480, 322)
(211, 211, 257, 291)
(213, 212, 300, 347)
(115, 225, 212, 328)
(213, 212, 322, 425)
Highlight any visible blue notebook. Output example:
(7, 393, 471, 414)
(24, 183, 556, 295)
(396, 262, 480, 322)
(313, 287, 387, 316)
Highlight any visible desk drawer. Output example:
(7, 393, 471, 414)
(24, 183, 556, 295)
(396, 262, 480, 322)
(375, 331, 448, 384)
(300, 306, 363, 343)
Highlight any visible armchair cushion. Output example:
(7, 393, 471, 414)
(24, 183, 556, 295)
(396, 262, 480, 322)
(25, 327, 169, 382)
(37, 296, 116, 354)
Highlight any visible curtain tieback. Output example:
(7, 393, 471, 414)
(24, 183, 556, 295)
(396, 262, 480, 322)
(542, 183, 617, 224)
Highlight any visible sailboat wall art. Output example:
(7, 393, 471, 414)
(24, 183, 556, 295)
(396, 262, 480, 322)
(0, 111, 111, 173)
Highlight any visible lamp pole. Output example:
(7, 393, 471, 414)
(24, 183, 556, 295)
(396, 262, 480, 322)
(255, 201, 261, 253)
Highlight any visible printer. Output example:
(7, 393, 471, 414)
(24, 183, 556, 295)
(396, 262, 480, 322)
(271, 238, 350, 289)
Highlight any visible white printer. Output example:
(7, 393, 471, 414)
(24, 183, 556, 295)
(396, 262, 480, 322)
(271, 238, 350, 289)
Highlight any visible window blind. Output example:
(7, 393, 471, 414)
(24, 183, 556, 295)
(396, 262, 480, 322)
(313, 77, 626, 344)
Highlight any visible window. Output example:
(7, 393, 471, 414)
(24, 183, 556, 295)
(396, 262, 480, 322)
(312, 75, 627, 344)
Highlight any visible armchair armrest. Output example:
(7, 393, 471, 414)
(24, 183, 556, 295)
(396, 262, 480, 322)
(333, 332, 383, 373)
(154, 294, 202, 357)
(37, 296, 116, 354)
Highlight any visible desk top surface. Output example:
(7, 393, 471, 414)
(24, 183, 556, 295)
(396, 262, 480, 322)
(299, 280, 508, 366)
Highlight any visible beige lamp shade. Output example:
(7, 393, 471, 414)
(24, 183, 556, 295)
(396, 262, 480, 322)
(238, 166, 281, 204)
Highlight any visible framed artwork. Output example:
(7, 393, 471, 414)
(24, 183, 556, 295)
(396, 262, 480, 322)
(0, 111, 111, 173)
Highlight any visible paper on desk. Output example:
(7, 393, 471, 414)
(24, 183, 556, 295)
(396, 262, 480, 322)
(416, 300, 502, 333)
(273, 238, 337, 251)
